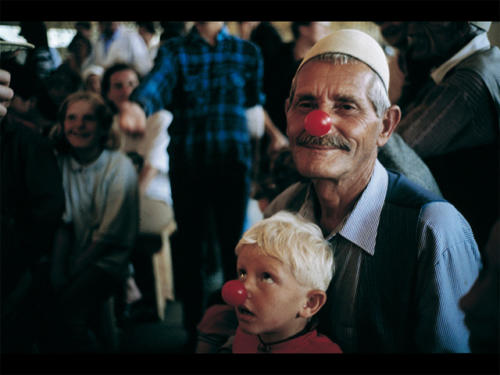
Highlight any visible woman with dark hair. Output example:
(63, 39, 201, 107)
(102, 64, 176, 322)
(47, 91, 139, 352)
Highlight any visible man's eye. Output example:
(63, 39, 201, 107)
(238, 270, 247, 281)
(338, 103, 355, 111)
(261, 272, 274, 284)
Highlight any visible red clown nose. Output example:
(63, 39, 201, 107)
(304, 110, 332, 137)
(221, 280, 247, 306)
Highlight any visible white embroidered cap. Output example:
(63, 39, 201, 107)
(297, 29, 390, 93)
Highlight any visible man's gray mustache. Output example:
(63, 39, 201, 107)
(296, 133, 351, 151)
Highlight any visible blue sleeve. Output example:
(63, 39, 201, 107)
(415, 202, 481, 352)
(129, 43, 178, 117)
(244, 42, 266, 108)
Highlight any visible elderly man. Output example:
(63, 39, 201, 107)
(263, 29, 480, 353)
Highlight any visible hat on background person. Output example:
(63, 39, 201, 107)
(82, 64, 104, 82)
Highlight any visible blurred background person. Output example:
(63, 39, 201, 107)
(18, 22, 62, 82)
(66, 21, 93, 75)
(102, 62, 175, 324)
(91, 22, 153, 77)
(47, 91, 139, 352)
(136, 21, 158, 61)
(377, 21, 499, 249)
(118, 22, 265, 351)
(0, 65, 65, 353)
(82, 64, 104, 94)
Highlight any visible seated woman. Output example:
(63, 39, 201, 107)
(47, 91, 139, 352)
(101, 63, 176, 321)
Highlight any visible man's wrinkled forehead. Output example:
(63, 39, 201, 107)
(294, 60, 372, 101)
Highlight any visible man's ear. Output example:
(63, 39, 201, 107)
(377, 104, 401, 147)
(299, 290, 327, 319)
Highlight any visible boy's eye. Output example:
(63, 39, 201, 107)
(261, 272, 274, 284)
(238, 269, 247, 281)
(336, 102, 356, 111)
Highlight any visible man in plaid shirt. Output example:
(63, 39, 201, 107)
(119, 22, 265, 350)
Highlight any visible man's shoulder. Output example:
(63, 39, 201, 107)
(384, 170, 445, 209)
(455, 46, 500, 78)
(264, 181, 309, 218)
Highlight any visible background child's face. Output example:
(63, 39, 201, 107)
(63, 100, 103, 152)
(107, 69, 139, 108)
(236, 244, 310, 343)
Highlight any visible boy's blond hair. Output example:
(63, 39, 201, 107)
(235, 211, 334, 291)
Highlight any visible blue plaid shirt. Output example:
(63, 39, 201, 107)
(130, 25, 265, 173)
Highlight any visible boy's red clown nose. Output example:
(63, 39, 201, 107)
(304, 110, 332, 137)
(222, 280, 247, 306)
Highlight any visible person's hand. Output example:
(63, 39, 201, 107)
(0, 69, 14, 119)
(118, 100, 147, 136)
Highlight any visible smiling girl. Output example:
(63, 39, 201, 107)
(47, 91, 139, 352)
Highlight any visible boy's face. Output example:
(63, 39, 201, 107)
(236, 244, 310, 343)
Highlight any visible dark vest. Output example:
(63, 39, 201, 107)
(354, 170, 444, 352)
(458, 46, 500, 119)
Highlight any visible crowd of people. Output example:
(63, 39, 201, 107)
(0, 21, 498, 357)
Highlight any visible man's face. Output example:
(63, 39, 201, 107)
(286, 61, 384, 182)
(404, 22, 456, 61)
(235, 244, 310, 343)
(106, 69, 139, 108)
(377, 22, 408, 49)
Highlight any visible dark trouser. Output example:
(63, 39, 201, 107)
(1, 261, 52, 353)
(170, 161, 250, 346)
(43, 265, 120, 353)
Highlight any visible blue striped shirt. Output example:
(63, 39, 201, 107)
(130, 25, 265, 173)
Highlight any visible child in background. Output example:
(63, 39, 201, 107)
(197, 211, 341, 353)
(47, 91, 139, 352)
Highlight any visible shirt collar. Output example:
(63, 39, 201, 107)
(431, 33, 491, 84)
(297, 159, 388, 255)
(68, 149, 107, 172)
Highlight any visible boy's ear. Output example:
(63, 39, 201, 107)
(299, 290, 327, 319)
